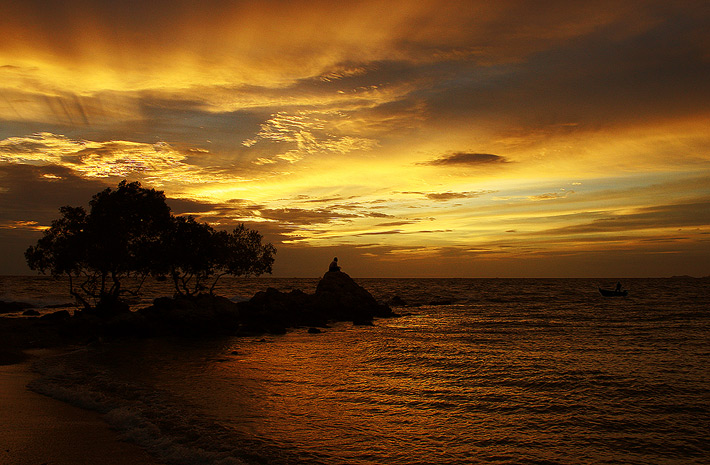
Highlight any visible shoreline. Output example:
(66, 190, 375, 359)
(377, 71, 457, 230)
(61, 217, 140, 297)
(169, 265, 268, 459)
(0, 352, 164, 465)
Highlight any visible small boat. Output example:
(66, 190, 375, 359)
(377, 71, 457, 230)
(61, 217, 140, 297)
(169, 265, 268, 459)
(599, 287, 628, 297)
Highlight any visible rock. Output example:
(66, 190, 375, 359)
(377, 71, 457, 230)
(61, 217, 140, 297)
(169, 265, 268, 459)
(103, 312, 152, 338)
(92, 298, 131, 318)
(307, 327, 322, 334)
(313, 271, 393, 322)
(39, 310, 71, 322)
(388, 295, 408, 307)
(43, 302, 75, 309)
(238, 271, 394, 329)
(0, 350, 28, 366)
(240, 287, 318, 333)
(139, 294, 241, 336)
(63, 312, 104, 340)
(22, 309, 40, 316)
(0, 300, 34, 314)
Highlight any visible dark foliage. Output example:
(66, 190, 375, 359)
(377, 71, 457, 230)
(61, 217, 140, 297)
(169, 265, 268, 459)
(167, 218, 276, 296)
(26, 180, 276, 314)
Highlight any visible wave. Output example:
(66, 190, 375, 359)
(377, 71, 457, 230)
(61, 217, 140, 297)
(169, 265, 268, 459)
(28, 350, 267, 465)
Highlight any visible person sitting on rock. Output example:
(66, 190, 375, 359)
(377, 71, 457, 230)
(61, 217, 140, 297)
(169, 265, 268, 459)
(329, 257, 341, 272)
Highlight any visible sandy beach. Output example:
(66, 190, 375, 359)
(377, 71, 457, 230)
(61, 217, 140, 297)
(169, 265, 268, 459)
(0, 355, 163, 465)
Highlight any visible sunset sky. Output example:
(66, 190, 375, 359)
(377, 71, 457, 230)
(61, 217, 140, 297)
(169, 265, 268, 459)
(1, 0, 709, 277)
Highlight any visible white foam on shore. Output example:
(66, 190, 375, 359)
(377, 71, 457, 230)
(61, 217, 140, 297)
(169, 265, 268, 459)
(29, 351, 249, 465)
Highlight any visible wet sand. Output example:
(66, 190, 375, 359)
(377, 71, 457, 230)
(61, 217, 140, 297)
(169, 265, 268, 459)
(0, 358, 163, 465)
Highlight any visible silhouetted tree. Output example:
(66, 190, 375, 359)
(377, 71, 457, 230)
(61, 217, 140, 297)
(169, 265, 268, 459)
(211, 223, 276, 292)
(26, 180, 276, 312)
(25, 206, 90, 307)
(166, 216, 217, 296)
(167, 217, 276, 296)
(27, 181, 172, 314)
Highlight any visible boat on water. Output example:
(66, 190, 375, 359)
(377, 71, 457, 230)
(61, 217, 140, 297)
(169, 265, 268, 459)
(599, 287, 628, 297)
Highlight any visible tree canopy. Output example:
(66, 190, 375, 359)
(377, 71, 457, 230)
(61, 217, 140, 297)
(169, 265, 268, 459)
(26, 180, 276, 314)
(167, 217, 276, 296)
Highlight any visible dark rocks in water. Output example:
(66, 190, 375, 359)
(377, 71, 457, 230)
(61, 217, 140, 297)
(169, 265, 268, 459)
(43, 302, 76, 309)
(314, 271, 393, 321)
(388, 295, 408, 307)
(39, 309, 71, 322)
(238, 271, 393, 331)
(92, 298, 131, 318)
(139, 294, 242, 337)
(0, 349, 28, 365)
(0, 271, 391, 350)
(242, 287, 317, 333)
(0, 300, 34, 314)
(102, 312, 152, 338)
(22, 309, 40, 316)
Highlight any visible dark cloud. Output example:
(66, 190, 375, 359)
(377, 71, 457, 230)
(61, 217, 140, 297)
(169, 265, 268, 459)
(540, 201, 710, 235)
(0, 164, 115, 274)
(423, 153, 508, 166)
(365, 211, 396, 218)
(258, 208, 359, 225)
(353, 230, 403, 236)
(0, 164, 108, 224)
(376, 221, 416, 227)
(420, 5, 710, 133)
(165, 197, 219, 216)
(400, 190, 497, 201)
(290, 194, 360, 204)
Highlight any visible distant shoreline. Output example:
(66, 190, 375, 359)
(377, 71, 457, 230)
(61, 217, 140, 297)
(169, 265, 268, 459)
(2, 274, 709, 279)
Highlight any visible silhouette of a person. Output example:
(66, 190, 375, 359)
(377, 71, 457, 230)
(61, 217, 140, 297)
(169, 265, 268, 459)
(329, 257, 341, 272)
(615, 281, 622, 292)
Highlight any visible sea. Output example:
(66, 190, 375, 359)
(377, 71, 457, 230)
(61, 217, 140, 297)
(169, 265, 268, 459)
(2, 276, 709, 464)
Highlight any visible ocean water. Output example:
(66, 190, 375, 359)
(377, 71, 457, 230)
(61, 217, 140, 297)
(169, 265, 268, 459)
(3, 276, 710, 464)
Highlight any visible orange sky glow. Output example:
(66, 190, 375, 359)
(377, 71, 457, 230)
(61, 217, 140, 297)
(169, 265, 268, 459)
(1, 0, 709, 277)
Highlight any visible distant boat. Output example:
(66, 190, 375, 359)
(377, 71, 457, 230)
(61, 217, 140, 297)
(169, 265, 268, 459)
(599, 287, 628, 297)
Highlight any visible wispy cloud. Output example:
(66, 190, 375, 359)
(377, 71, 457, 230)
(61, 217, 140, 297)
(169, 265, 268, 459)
(0, 133, 201, 184)
(244, 111, 378, 163)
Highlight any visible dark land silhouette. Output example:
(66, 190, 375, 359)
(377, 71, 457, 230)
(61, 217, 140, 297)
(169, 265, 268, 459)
(25, 180, 275, 316)
(0, 270, 396, 365)
(3, 181, 398, 363)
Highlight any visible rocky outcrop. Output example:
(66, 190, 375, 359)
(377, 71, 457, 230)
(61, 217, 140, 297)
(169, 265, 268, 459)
(387, 296, 408, 307)
(138, 294, 241, 336)
(1, 271, 394, 350)
(237, 271, 394, 331)
(128, 272, 392, 336)
(241, 288, 318, 333)
(313, 271, 393, 323)
(39, 309, 71, 322)
(0, 300, 34, 314)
